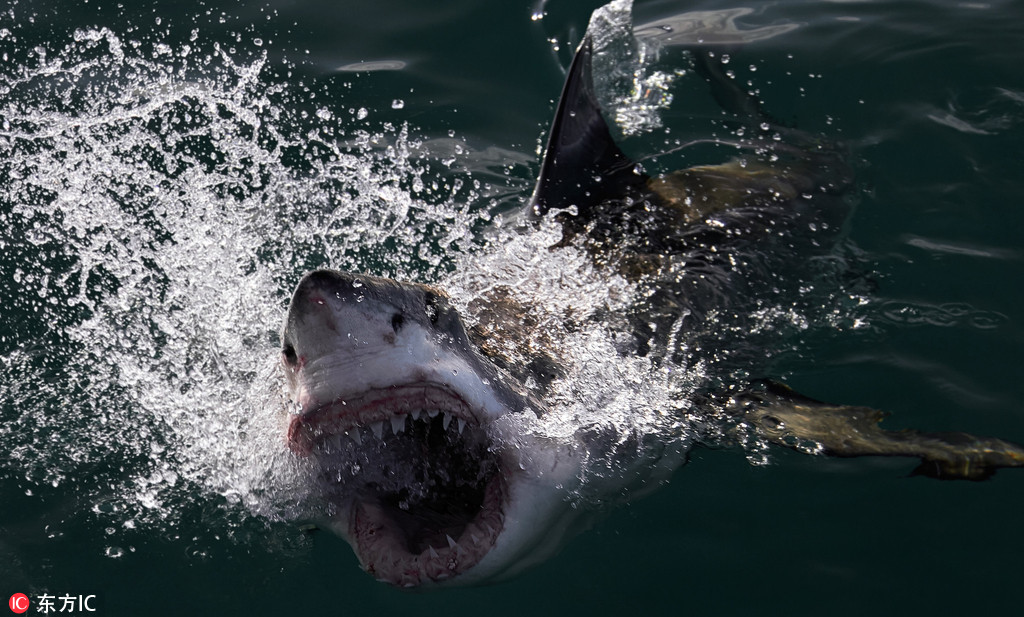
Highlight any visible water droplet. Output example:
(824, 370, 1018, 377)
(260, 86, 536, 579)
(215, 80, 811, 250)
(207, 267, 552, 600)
(105, 546, 125, 559)
(391, 99, 404, 110)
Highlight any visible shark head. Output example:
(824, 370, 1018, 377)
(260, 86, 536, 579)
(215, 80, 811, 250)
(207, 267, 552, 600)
(281, 269, 591, 587)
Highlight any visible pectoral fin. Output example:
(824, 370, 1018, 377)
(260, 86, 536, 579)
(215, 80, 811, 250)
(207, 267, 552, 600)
(728, 381, 1024, 480)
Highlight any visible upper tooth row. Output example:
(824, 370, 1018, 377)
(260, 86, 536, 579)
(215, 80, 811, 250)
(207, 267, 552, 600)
(332, 411, 467, 444)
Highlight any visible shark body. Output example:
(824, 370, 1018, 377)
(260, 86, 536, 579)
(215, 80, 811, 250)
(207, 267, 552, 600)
(279, 9, 1024, 588)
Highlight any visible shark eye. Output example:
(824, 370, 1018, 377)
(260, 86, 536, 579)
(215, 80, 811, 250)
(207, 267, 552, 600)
(391, 313, 405, 333)
(282, 343, 298, 367)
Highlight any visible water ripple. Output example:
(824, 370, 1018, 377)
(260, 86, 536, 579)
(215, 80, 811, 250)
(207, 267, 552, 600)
(878, 300, 1008, 329)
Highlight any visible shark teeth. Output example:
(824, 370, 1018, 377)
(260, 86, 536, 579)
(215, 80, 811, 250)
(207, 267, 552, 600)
(352, 411, 463, 440)
(288, 382, 484, 456)
(370, 421, 384, 440)
(311, 407, 475, 454)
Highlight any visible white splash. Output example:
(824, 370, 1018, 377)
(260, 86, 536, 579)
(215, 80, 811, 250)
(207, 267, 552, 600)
(0, 26, 490, 545)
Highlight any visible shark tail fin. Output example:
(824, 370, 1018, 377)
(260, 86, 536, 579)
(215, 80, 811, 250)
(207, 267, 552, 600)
(729, 380, 1024, 481)
(528, 36, 649, 219)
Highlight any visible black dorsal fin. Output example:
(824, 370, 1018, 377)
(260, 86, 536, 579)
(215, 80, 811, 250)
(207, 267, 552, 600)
(529, 36, 648, 218)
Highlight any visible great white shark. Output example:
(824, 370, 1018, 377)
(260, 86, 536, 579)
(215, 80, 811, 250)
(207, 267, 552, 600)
(279, 7, 1024, 588)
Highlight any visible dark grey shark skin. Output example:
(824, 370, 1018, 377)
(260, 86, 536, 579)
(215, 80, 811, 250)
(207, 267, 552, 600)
(279, 28, 1024, 588)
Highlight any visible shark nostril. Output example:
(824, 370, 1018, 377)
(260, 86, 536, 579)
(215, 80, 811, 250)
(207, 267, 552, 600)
(282, 343, 298, 367)
(391, 313, 405, 333)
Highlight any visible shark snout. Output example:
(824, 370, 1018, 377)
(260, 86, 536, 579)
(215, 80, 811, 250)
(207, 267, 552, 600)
(282, 270, 407, 363)
(289, 269, 367, 317)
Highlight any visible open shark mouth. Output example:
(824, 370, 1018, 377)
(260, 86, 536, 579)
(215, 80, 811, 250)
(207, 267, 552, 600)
(287, 383, 506, 586)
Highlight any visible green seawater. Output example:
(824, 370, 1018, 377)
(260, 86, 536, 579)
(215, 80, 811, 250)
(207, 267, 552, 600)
(2, 0, 1023, 614)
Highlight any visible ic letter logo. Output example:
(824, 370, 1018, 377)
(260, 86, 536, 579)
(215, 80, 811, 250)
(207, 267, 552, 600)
(8, 593, 29, 614)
